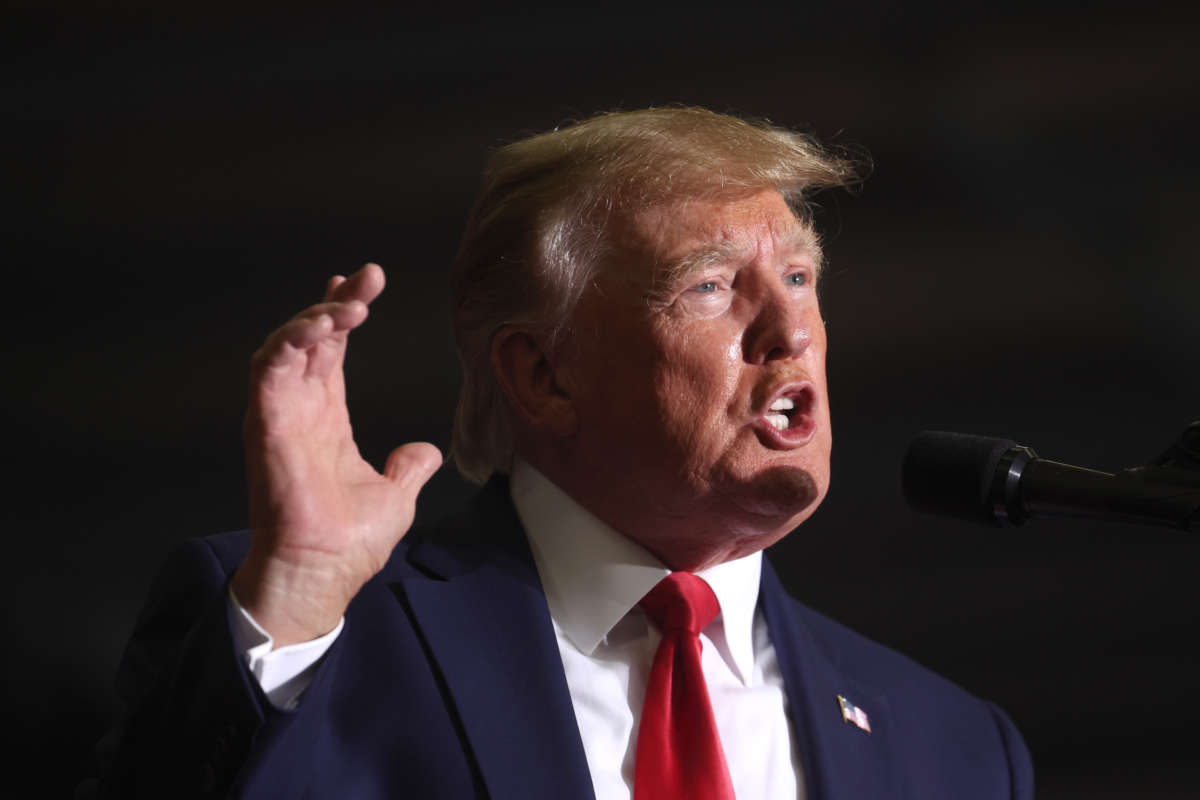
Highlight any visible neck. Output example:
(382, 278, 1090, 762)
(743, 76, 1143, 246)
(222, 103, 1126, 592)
(515, 452, 798, 572)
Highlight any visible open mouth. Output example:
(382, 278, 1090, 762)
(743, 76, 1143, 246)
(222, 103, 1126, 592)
(762, 386, 814, 430)
(755, 384, 817, 445)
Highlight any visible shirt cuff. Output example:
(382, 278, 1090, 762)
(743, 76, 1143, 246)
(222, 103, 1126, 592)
(228, 586, 344, 710)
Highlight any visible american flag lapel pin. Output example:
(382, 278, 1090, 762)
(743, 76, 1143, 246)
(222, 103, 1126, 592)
(837, 694, 872, 733)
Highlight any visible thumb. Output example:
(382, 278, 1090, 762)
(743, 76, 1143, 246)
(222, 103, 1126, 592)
(384, 442, 443, 493)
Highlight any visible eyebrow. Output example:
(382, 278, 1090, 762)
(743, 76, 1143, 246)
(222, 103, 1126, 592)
(656, 226, 824, 288)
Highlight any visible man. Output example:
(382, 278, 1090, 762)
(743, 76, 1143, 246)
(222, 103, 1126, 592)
(85, 107, 1033, 798)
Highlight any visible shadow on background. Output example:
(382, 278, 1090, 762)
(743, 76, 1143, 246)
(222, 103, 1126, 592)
(7, 2, 1199, 796)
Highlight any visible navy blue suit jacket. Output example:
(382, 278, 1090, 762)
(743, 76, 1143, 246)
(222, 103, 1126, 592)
(88, 477, 1033, 799)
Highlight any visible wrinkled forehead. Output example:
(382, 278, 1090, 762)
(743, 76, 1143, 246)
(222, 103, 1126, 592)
(604, 190, 822, 286)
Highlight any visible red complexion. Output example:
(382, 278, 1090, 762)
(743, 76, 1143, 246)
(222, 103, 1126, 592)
(537, 190, 832, 571)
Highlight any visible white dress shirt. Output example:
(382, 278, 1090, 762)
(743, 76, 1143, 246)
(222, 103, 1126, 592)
(511, 460, 803, 800)
(232, 460, 803, 798)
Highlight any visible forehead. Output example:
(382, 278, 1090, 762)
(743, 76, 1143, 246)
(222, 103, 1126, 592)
(609, 189, 819, 281)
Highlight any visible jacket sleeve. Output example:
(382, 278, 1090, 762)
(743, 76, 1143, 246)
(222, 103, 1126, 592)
(78, 536, 347, 800)
(988, 701, 1035, 800)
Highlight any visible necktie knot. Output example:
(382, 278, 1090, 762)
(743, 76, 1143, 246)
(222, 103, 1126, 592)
(639, 572, 720, 635)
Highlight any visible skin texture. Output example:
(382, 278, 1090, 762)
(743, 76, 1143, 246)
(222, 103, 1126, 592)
(506, 189, 832, 571)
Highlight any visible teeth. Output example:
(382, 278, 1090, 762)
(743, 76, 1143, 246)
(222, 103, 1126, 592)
(765, 413, 789, 430)
(769, 397, 795, 412)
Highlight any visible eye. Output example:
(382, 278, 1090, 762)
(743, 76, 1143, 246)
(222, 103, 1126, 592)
(672, 276, 733, 319)
(785, 272, 809, 287)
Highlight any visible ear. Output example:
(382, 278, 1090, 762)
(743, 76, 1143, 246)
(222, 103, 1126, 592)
(490, 327, 578, 438)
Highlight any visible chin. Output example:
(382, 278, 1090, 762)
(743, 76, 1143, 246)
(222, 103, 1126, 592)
(724, 463, 826, 525)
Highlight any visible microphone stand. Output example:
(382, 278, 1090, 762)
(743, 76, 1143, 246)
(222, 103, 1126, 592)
(993, 422, 1200, 531)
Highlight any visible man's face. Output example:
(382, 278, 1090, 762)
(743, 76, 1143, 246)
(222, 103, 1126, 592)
(557, 189, 831, 565)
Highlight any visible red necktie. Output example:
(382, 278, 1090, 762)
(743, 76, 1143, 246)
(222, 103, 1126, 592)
(634, 572, 736, 800)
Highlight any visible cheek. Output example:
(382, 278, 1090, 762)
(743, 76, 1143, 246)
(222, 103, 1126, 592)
(653, 334, 745, 442)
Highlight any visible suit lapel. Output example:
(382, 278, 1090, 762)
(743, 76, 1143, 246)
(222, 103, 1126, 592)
(760, 562, 900, 800)
(391, 479, 596, 800)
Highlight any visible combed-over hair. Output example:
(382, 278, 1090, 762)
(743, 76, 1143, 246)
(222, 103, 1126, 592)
(449, 106, 861, 483)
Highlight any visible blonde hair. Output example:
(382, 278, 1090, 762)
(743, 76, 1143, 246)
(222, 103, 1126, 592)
(450, 106, 862, 483)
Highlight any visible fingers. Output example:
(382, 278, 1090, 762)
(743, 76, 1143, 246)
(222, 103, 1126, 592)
(250, 263, 384, 387)
(384, 442, 444, 493)
(296, 299, 369, 331)
(324, 274, 347, 302)
(260, 313, 333, 368)
(327, 262, 386, 306)
(253, 299, 367, 381)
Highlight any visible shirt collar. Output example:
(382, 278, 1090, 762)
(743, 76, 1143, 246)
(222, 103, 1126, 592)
(510, 459, 761, 685)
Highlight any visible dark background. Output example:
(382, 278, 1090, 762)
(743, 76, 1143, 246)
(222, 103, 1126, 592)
(8, 2, 1200, 797)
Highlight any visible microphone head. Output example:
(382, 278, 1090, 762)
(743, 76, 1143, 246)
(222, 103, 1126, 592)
(902, 431, 1019, 525)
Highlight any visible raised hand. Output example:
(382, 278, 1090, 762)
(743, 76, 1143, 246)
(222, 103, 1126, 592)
(231, 263, 442, 647)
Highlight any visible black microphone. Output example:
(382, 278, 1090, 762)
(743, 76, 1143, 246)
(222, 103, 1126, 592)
(902, 430, 1200, 531)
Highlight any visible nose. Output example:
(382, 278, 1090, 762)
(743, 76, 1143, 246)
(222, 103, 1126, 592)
(743, 292, 812, 365)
